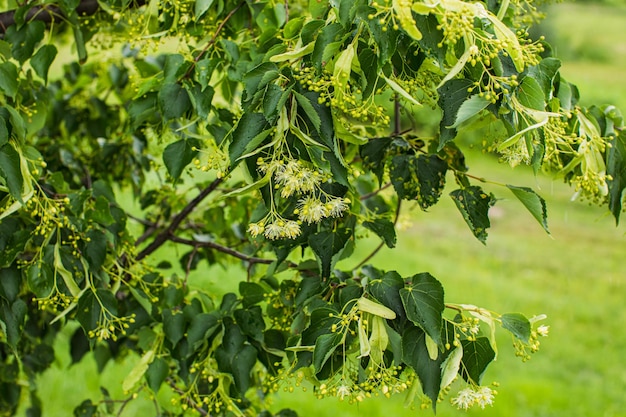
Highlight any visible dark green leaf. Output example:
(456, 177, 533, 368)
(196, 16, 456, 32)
(528, 58, 561, 101)
(399, 272, 445, 345)
(402, 326, 442, 410)
(0, 117, 7, 147)
(234, 306, 266, 343)
(360, 137, 391, 184)
(438, 79, 473, 149)
(163, 54, 186, 83)
(232, 345, 257, 394)
(187, 83, 214, 119)
(27, 263, 54, 299)
(73, 400, 97, 417)
(507, 185, 549, 233)
(308, 228, 351, 278)
(312, 332, 343, 373)
(242, 62, 279, 109)
(1, 299, 27, 348)
(4, 21, 45, 63)
(0, 62, 18, 98)
(449, 95, 491, 128)
(301, 307, 340, 346)
(606, 131, 626, 224)
(450, 186, 495, 244)
(390, 154, 448, 209)
(295, 275, 324, 307)
(311, 23, 345, 71)
(0, 266, 20, 302)
(187, 312, 219, 351)
(239, 282, 266, 308)
(229, 112, 269, 168)
(31, 45, 57, 84)
(158, 83, 191, 119)
(501, 313, 531, 343)
(162, 309, 186, 347)
(84, 229, 107, 271)
(368, 271, 405, 321)
(145, 357, 169, 392)
(0, 229, 30, 268)
(460, 337, 495, 385)
(294, 91, 321, 132)
(163, 139, 199, 179)
(363, 219, 396, 248)
(0, 143, 24, 202)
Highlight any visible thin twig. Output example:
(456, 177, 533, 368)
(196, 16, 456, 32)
(182, 1, 246, 80)
(136, 178, 223, 261)
(169, 235, 273, 265)
(359, 182, 392, 200)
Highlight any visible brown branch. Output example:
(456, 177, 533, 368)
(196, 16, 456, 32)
(136, 178, 223, 261)
(359, 182, 392, 201)
(169, 235, 273, 265)
(0, 0, 108, 34)
(182, 0, 246, 80)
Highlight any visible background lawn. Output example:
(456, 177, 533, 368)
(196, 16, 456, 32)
(21, 1, 626, 416)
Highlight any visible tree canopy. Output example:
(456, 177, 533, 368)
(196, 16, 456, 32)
(0, 0, 623, 415)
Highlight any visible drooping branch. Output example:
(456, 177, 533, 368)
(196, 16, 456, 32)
(1, 0, 95, 34)
(169, 235, 273, 265)
(136, 178, 223, 261)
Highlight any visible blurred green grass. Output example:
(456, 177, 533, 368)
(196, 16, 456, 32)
(22, 2, 626, 416)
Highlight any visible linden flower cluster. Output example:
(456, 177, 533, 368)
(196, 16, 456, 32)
(451, 385, 497, 410)
(88, 312, 136, 342)
(294, 68, 391, 127)
(247, 158, 350, 240)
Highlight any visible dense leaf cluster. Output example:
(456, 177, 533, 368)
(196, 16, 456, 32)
(0, 0, 623, 415)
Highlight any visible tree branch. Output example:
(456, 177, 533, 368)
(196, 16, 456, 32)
(136, 178, 223, 261)
(0, 0, 109, 34)
(169, 235, 273, 265)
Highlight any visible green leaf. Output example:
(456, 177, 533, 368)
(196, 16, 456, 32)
(312, 332, 343, 373)
(507, 185, 549, 233)
(122, 350, 155, 392)
(311, 23, 345, 71)
(239, 282, 266, 308)
(0, 143, 24, 202)
(31, 45, 58, 84)
(145, 357, 169, 393)
(363, 219, 396, 248)
(0, 117, 7, 147)
(402, 326, 442, 410)
(308, 228, 352, 278)
(0, 62, 18, 98)
(459, 337, 495, 385)
(4, 21, 45, 64)
(448, 95, 491, 128)
(440, 345, 463, 390)
(399, 273, 445, 345)
(528, 58, 561, 101)
(162, 309, 185, 347)
(368, 271, 405, 321)
(158, 83, 192, 119)
(187, 312, 219, 351)
(501, 313, 531, 343)
(0, 266, 20, 302)
(450, 186, 495, 244)
(195, 0, 215, 19)
(242, 62, 279, 109)
(294, 91, 321, 132)
(215, 319, 257, 393)
(84, 229, 107, 271)
(234, 306, 266, 343)
(606, 132, 626, 224)
(163, 139, 199, 179)
(229, 112, 269, 168)
(518, 75, 546, 111)
(187, 83, 214, 119)
(390, 154, 448, 209)
(360, 137, 391, 183)
(438, 79, 473, 149)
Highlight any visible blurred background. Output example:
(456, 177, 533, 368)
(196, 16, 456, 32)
(23, 1, 626, 416)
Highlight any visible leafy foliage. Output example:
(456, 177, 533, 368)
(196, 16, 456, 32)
(0, 0, 621, 415)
